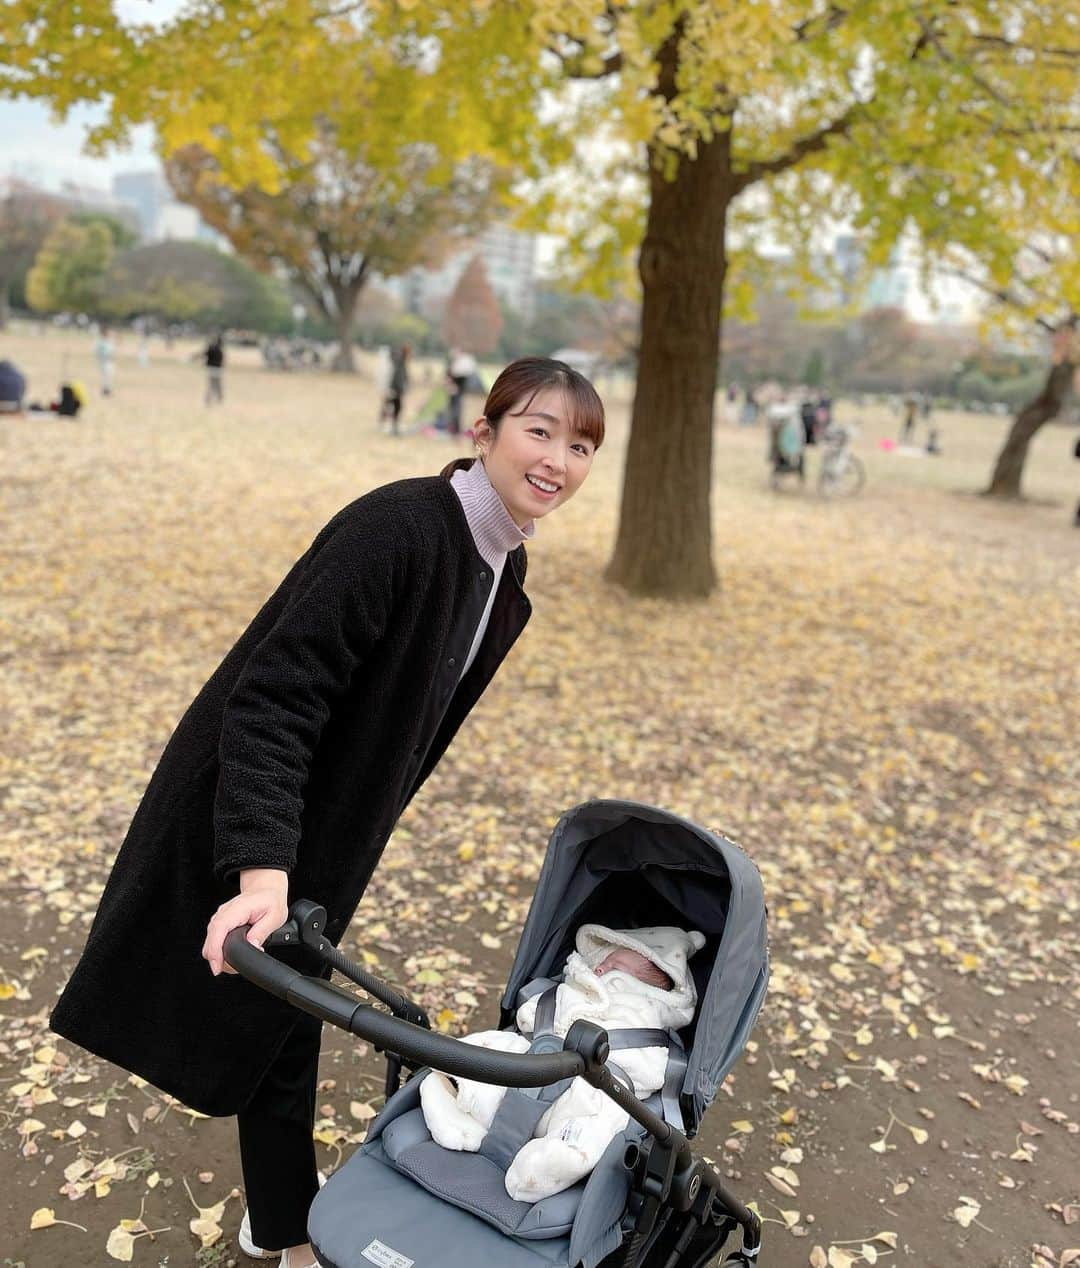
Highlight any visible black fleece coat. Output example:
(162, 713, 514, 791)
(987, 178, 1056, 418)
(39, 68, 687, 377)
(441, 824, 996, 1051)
(50, 476, 530, 1116)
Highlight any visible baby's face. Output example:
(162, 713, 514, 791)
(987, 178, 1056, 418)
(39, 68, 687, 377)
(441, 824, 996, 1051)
(594, 947, 673, 991)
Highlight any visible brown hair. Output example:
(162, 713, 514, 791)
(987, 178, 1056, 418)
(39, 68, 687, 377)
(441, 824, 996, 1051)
(441, 357, 604, 478)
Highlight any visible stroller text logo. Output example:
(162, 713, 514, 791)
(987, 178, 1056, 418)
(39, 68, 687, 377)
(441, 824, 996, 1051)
(361, 1239, 415, 1268)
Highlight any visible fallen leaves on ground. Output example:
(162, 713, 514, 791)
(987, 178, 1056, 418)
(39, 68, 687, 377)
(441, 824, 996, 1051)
(1, 338, 1077, 1263)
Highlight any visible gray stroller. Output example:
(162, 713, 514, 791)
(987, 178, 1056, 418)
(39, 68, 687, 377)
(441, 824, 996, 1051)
(225, 799, 769, 1268)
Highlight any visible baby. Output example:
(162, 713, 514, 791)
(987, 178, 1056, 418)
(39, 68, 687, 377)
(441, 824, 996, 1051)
(419, 924, 705, 1203)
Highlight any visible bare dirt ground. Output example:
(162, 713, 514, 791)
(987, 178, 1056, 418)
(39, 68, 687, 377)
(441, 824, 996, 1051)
(1, 327, 1077, 1268)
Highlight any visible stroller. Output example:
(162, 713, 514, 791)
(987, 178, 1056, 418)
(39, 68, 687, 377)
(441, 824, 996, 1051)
(766, 405, 805, 489)
(225, 799, 769, 1268)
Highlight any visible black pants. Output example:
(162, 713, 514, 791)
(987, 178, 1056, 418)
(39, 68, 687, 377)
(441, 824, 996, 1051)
(238, 1012, 323, 1250)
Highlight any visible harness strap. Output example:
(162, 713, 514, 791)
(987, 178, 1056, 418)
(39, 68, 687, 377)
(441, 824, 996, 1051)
(659, 1043, 689, 1132)
(515, 977, 558, 1009)
(606, 1027, 672, 1050)
(531, 985, 559, 1038)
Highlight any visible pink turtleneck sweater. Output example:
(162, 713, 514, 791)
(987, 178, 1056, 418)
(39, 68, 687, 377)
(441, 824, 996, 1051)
(450, 459, 534, 679)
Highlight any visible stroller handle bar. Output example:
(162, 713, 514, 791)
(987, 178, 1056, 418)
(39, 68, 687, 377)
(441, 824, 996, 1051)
(222, 927, 587, 1088)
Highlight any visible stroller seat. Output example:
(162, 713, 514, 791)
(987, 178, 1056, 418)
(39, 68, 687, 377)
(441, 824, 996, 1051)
(310, 1069, 637, 1268)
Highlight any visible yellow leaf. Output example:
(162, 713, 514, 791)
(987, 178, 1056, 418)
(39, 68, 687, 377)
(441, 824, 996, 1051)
(480, 933, 502, 949)
(190, 1215, 223, 1248)
(731, 1120, 753, 1133)
(764, 1172, 797, 1198)
(30, 1207, 56, 1230)
(0, 982, 17, 1000)
(809, 1248, 828, 1268)
(350, 1101, 376, 1121)
(106, 1225, 136, 1261)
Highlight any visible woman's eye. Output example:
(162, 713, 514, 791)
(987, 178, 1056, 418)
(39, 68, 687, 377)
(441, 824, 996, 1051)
(530, 427, 549, 438)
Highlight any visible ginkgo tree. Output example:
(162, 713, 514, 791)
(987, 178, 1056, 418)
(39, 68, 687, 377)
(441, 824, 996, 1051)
(2, 0, 1077, 594)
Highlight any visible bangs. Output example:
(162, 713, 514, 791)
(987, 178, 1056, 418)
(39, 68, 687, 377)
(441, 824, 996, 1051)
(562, 381, 605, 448)
(502, 363, 606, 450)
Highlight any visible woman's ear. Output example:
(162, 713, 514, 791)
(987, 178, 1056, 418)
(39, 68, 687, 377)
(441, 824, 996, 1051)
(473, 416, 493, 456)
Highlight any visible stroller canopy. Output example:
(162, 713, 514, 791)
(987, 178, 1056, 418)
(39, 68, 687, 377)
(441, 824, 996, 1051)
(500, 799, 768, 1135)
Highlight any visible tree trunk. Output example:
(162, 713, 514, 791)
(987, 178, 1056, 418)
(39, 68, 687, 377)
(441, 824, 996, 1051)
(985, 356, 1075, 498)
(605, 128, 731, 598)
(333, 309, 357, 372)
(331, 287, 361, 373)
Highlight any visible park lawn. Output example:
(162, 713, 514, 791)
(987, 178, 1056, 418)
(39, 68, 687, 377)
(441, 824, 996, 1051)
(1, 328, 1077, 1268)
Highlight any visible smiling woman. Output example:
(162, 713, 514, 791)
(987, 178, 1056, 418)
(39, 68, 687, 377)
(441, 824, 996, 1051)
(49, 355, 604, 1268)
(448, 357, 605, 528)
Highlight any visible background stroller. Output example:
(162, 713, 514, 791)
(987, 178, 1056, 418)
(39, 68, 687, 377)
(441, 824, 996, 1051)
(226, 799, 769, 1268)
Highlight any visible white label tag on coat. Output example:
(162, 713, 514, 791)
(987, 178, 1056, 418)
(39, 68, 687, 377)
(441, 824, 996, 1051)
(361, 1240, 415, 1268)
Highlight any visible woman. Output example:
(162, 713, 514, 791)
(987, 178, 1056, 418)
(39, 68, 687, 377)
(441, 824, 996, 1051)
(49, 357, 604, 1268)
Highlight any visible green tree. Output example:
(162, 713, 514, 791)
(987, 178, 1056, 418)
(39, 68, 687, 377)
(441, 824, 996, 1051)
(100, 240, 292, 331)
(4, 2, 1076, 591)
(0, 182, 64, 326)
(25, 216, 114, 314)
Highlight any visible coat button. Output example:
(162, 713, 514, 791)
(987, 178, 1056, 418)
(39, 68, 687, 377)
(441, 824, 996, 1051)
(412, 745, 422, 756)
(479, 570, 487, 581)
(448, 656, 456, 667)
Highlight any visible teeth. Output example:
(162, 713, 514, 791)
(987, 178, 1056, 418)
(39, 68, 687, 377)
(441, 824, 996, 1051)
(527, 476, 558, 493)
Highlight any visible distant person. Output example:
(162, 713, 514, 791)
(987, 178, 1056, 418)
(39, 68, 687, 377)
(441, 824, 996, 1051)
(0, 358, 27, 413)
(94, 326, 115, 396)
(1073, 435, 1080, 528)
(135, 318, 150, 368)
(799, 395, 818, 446)
(739, 385, 759, 426)
(382, 344, 411, 436)
(446, 349, 477, 437)
(900, 394, 918, 444)
(205, 334, 225, 406)
(926, 426, 942, 456)
(26, 382, 86, 419)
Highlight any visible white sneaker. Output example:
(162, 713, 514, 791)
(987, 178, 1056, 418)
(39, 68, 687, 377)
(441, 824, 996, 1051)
(278, 1249, 321, 1268)
(238, 1172, 327, 1259)
(238, 1207, 280, 1258)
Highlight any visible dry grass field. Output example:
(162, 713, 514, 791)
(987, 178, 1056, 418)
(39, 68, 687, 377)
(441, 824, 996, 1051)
(2, 326, 1077, 1268)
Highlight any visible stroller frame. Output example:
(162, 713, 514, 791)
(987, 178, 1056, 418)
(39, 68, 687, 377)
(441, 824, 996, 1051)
(226, 900, 762, 1267)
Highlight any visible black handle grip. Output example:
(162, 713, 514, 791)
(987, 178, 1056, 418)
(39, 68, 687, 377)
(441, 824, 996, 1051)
(222, 928, 586, 1088)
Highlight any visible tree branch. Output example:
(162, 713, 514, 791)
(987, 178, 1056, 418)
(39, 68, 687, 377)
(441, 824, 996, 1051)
(732, 104, 860, 193)
(935, 263, 1059, 334)
(547, 42, 622, 79)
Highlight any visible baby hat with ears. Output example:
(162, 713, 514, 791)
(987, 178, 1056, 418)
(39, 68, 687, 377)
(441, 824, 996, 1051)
(575, 925, 707, 1001)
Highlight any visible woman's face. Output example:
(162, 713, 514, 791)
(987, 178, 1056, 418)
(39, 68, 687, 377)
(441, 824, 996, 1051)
(474, 386, 596, 528)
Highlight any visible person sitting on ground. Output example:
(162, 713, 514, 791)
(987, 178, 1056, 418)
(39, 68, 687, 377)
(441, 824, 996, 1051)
(420, 924, 705, 1203)
(0, 358, 27, 414)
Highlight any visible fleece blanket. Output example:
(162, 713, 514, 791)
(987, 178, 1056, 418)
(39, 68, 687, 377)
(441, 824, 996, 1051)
(419, 924, 705, 1202)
